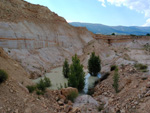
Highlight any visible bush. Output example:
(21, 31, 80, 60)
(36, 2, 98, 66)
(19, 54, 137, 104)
(88, 52, 101, 76)
(110, 65, 118, 71)
(63, 59, 70, 78)
(26, 85, 36, 93)
(36, 90, 44, 95)
(27, 76, 51, 94)
(111, 33, 115, 35)
(0, 69, 8, 84)
(134, 63, 148, 72)
(44, 76, 51, 87)
(68, 54, 85, 91)
(146, 33, 150, 36)
(37, 79, 46, 91)
(67, 91, 78, 102)
(37, 76, 51, 92)
(113, 69, 119, 93)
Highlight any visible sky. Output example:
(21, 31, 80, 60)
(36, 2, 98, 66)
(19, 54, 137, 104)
(25, 0, 150, 26)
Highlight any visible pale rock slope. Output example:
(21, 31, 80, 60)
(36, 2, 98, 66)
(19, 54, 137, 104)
(0, 0, 93, 78)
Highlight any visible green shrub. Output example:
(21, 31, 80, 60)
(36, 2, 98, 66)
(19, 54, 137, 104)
(67, 91, 78, 102)
(134, 63, 148, 72)
(26, 77, 51, 94)
(37, 76, 51, 92)
(111, 33, 115, 35)
(63, 59, 70, 78)
(113, 69, 119, 93)
(44, 76, 51, 87)
(88, 52, 101, 76)
(146, 33, 150, 36)
(26, 85, 36, 93)
(37, 79, 46, 92)
(110, 65, 118, 71)
(36, 90, 44, 95)
(68, 54, 85, 91)
(0, 69, 8, 84)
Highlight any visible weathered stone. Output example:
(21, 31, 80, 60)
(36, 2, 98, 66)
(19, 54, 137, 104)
(146, 82, 150, 88)
(64, 105, 72, 113)
(61, 87, 78, 97)
(134, 101, 138, 105)
(58, 100, 64, 105)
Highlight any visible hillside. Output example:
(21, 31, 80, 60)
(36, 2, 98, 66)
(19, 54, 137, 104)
(0, 0, 93, 78)
(1, 0, 150, 113)
(70, 22, 150, 35)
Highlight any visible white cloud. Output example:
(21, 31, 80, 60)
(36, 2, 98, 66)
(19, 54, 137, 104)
(106, 0, 150, 17)
(143, 18, 150, 26)
(107, 0, 125, 6)
(98, 0, 150, 26)
(98, 0, 106, 7)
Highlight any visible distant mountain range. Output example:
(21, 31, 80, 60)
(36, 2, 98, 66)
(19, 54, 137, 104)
(69, 22, 150, 35)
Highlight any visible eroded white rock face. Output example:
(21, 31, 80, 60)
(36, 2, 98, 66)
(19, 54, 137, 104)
(0, 21, 93, 49)
(0, 20, 93, 78)
(0, 0, 94, 78)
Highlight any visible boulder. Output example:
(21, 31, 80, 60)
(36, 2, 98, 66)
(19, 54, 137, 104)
(146, 82, 150, 88)
(61, 87, 78, 97)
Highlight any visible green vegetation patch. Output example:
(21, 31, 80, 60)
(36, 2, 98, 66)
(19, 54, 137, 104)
(67, 91, 78, 102)
(0, 69, 8, 84)
(134, 63, 148, 72)
(63, 59, 70, 78)
(68, 54, 85, 91)
(26, 76, 51, 95)
(110, 65, 118, 71)
(26, 85, 36, 93)
(113, 68, 119, 93)
(88, 52, 101, 76)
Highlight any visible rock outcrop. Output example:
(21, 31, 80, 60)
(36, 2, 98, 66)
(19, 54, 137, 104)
(93, 65, 150, 113)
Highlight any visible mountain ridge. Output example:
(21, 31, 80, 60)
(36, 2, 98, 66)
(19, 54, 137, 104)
(69, 22, 150, 35)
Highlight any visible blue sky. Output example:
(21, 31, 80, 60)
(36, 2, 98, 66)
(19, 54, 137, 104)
(25, 0, 150, 26)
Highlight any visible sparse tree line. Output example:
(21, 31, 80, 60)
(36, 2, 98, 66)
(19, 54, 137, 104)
(0, 51, 121, 94)
(63, 52, 101, 91)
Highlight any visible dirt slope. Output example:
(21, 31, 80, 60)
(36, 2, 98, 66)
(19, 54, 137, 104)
(93, 65, 150, 113)
(0, 48, 76, 113)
